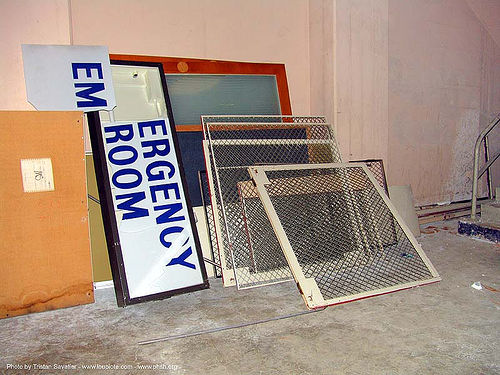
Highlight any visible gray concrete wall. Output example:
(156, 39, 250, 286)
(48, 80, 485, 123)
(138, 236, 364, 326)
(388, 0, 500, 205)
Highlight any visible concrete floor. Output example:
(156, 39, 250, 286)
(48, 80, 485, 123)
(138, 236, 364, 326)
(1, 219, 499, 375)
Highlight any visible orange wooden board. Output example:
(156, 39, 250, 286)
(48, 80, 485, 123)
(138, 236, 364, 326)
(0, 111, 94, 319)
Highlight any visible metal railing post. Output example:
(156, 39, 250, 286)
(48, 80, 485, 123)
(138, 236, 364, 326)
(471, 114, 500, 219)
(484, 136, 493, 199)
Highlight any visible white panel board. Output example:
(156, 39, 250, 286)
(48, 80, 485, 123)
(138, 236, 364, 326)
(22, 44, 116, 112)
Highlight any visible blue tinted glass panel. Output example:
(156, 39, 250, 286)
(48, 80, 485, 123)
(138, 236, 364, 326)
(165, 75, 281, 125)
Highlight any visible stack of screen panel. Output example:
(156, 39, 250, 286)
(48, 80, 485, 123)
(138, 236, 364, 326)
(202, 116, 342, 288)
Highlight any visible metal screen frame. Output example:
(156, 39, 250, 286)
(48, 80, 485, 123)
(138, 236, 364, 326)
(207, 121, 342, 290)
(198, 170, 222, 278)
(201, 116, 343, 288)
(201, 115, 329, 140)
(249, 163, 441, 309)
(202, 140, 236, 285)
(350, 159, 389, 196)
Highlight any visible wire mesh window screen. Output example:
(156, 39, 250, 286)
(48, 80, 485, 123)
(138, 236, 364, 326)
(202, 116, 343, 289)
(202, 140, 236, 285)
(198, 170, 221, 278)
(250, 164, 440, 308)
(201, 115, 328, 140)
(350, 159, 389, 196)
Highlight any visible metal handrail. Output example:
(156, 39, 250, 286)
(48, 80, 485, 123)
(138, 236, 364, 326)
(471, 113, 500, 219)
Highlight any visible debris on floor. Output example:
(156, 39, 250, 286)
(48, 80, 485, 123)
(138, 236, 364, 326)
(471, 281, 483, 290)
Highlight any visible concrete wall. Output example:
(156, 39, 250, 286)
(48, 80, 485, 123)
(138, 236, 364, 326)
(70, 0, 311, 115)
(333, 0, 389, 164)
(388, 0, 500, 205)
(0, 0, 70, 110)
(310, 0, 500, 205)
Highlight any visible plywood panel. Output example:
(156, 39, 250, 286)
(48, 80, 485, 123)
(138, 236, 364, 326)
(0, 111, 94, 319)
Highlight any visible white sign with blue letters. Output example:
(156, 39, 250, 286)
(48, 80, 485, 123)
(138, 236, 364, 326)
(102, 118, 204, 298)
(22, 44, 116, 112)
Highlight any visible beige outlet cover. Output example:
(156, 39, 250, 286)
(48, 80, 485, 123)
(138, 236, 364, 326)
(20, 158, 55, 192)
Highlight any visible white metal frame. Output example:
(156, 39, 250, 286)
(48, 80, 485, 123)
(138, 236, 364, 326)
(249, 163, 441, 309)
(202, 140, 236, 286)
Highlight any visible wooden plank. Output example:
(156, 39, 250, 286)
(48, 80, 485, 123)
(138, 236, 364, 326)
(418, 209, 476, 225)
(0, 111, 94, 319)
(416, 199, 491, 216)
(416, 199, 492, 224)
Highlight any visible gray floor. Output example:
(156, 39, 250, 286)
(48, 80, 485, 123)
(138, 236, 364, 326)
(1, 219, 499, 375)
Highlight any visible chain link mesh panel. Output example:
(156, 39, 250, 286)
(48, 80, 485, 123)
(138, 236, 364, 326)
(202, 117, 301, 286)
(250, 164, 440, 308)
(350, 159, 389, 196)
(198, 170, 221, 278)
(201, 115, 328, 140)
(202, 116, 343, 289)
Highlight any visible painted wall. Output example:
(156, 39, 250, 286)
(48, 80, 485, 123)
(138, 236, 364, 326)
(310, 0, 500, 205)
(388, 0, 500, 205)
(1, 0, 311, 115)
(309, 0, 335, 124)
(310, 0, 389, 164)
(0, 0, 70, 110)
(333, 0, 389, 164)
(69, 0, 311, 116)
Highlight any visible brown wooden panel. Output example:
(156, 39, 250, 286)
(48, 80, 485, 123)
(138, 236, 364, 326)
(0, 111, 94, 319)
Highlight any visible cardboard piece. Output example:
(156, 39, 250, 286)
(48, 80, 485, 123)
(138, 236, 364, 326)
(388, 185, 421, 237)
(0, 111, 94, 319)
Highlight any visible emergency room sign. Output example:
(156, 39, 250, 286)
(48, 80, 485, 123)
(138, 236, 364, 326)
(22, 44, 116, 112)
(99, 117, 208, 302)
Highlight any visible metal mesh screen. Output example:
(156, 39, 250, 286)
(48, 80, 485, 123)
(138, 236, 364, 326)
(350, 159, 389, 196)
(201, 115, 328, 140)
(202, 116, 296, 286)
(198, 170, 221, 278)
(202, 116, 343, 289)
(250, 164, 440, 308)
